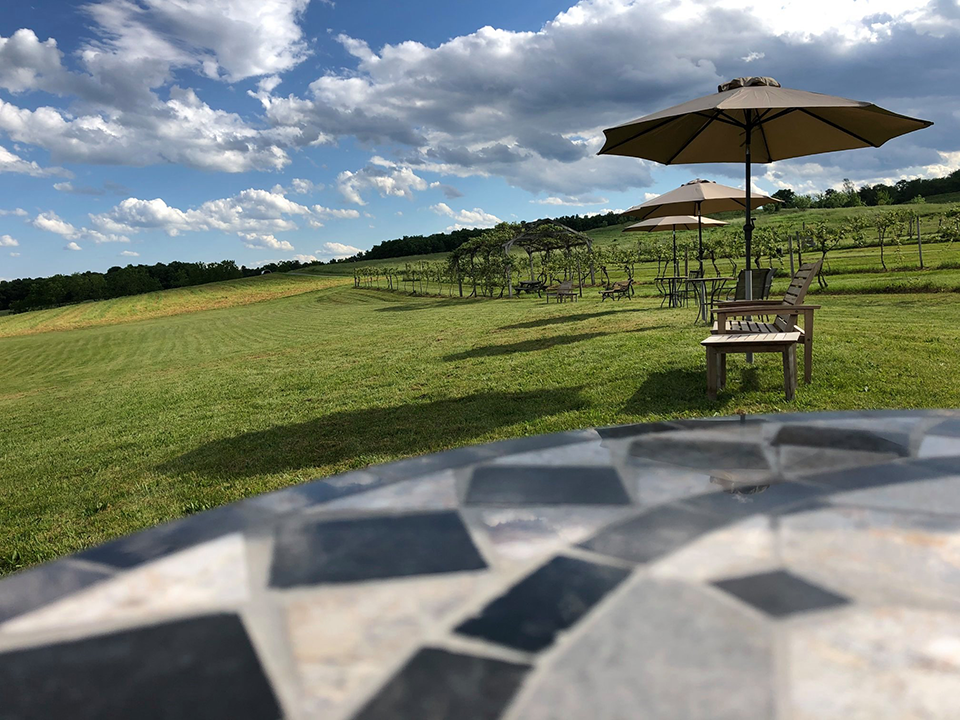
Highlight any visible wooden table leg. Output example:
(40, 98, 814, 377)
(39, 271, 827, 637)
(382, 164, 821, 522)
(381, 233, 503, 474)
(804, 314, 814, 384)
(719, 352, 727, 390)
(783, 345, 797, 401)
(706, 347, 719, 400)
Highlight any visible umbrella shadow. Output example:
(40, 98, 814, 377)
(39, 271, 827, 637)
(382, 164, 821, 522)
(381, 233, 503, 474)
(159, 387, 587, 480)
(499, 307, 652, 331)
(444, 326, 667, 362)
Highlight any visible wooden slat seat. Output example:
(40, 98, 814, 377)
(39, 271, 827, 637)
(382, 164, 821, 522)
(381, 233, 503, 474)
(701, 332, 802, 400)
(712, 260, 823, 384)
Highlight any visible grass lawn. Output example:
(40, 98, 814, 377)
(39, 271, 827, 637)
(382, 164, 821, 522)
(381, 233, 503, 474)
(3, 259, 960, 574)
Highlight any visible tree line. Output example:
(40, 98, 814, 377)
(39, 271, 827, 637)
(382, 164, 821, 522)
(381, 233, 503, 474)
(771, 169, 960, 210)
(0, 259, 312, 313)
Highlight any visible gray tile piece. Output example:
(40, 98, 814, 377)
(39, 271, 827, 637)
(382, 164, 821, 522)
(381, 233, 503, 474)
(595, 421, 680, 439)
(918, 435, 960, 459)
(466, 466, 630, 506)
(269, 511, 487, 588)
(927, 417, 960, 438)
(0, 561, 113, 624)
(800, 457, 953, 494)
(504, 577, 775, 720)
(679, 480, 829, 521)
(712, 569, 850, 617)
(578, 504, 729, 564)
(830, 474, 960, 516)
(630, 435, 770, 471)
(353, 648, 529, 720)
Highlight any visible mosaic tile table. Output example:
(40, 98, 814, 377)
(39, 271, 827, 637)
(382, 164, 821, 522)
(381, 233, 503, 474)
(3, 409, 960, 719)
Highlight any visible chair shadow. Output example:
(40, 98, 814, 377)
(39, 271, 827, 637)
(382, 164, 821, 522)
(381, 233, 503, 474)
(158, 387, 587, 480)
(499, 306, 651, 331)
(623, 366, 716, 416)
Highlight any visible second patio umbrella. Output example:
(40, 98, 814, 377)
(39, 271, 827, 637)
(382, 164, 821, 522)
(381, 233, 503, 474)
(599, 76, 933, 301)
(625, 179, 777, 274)
(623, 214, 727, 277)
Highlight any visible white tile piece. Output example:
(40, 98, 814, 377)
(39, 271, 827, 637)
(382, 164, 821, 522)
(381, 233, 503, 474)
(919, 435, 960, 459)
(831, 475, 960, 517)
(1, 534, 249, 635)
(317, 471, 458, 512)
(787, 607, 960, 719)
(780, 506, 960, 609)
(486, 440, 613, 467)
(648, 515, 779, 582)
(465, 507, 636, 564)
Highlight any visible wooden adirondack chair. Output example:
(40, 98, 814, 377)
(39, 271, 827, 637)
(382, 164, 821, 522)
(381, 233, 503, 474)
(545, 279, 578, 303)
(712, 260, 822, 383)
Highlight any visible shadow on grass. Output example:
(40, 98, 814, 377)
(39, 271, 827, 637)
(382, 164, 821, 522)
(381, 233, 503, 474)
(374, 297, 478, 312)
(443, 326, 667, 362)
(499, 307, 652, 331)
(159, 387, 586, 480)
(623, 362, 769, 415)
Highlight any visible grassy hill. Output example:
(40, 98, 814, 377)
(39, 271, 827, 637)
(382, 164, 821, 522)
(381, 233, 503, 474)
(0, 273, 347, 338)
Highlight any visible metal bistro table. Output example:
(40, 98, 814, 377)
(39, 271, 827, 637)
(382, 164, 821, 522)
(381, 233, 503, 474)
(657, 276, 687, 309)
(688, 275, 735, 324)
(3, 410, 960, 719)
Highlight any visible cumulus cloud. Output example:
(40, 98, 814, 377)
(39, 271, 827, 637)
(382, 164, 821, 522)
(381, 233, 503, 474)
(430, 203, 502, 231)
(33, 210, 79, 238)
(337, 159, 429, 204)
(0, 234, 19, 247)
(65, 241, 82, 251)
(0, 208, 27, 216)
(0, 144, 68, 177)
(119, 250, 139, 257)
(532, 195, 608, 206)
(84, 186, 363, 251)
(317, 241, 361, 258)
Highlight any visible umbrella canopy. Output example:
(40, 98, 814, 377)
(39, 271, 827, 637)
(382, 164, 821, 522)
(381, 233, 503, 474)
(623, 215, 727, 277)
(624, 179, 776, 220)
(599, 76, 933, 305)
(599, 77, 932, 163)
(625, 179, 771, 274)
(623, 215, 728, 232)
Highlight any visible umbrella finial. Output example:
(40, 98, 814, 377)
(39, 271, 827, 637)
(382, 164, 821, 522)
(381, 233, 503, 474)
(718, 77, 781, 92)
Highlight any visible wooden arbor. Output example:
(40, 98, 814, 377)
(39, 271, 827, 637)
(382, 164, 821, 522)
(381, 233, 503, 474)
(502, 220, 596, 298)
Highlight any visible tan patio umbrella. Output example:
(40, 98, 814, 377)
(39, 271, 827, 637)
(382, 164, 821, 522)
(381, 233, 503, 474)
(625, 179, 778, 274)
(599, 76, 933, 300)
(623, 215, 727, 277)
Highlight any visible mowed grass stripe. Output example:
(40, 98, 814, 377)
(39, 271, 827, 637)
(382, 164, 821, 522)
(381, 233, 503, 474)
(2, 276, 960, 573)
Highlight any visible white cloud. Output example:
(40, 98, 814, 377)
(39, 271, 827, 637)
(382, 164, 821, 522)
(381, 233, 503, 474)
(9, 252, 20, 257)
(239, 232, 294, 251)
(65, 241, 82, 251)
(119, 250, 139, 257)
(317, 241, 361, 258)
(532, 195, 608, 206)
(741, 51, 765, 62)
(0, 208, 27, 216)
(0, 144, 68, 177)
(33, 210, 79, 238)
(0, 234, 19, 247)
(83, 0, 311, 82)
(312, 205, 361, 219)
(292, 253, 318, 263)
(290, 178, 317, 194)
(430, 203, 502, 231)
(337, 161, 429, 205)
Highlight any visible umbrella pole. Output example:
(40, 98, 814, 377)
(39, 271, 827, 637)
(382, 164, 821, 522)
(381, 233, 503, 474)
(744, 113, 754, 363)
(697, 202, 704, 276)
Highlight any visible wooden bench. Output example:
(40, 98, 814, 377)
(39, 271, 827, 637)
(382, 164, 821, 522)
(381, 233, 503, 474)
(515, 279, 546, 297)
(701, 332, 802, 401)
(599, 279, 633, 301)
(545, 280, 578, 303)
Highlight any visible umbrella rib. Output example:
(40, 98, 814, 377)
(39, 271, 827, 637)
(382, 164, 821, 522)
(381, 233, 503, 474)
(798, 108, 879, 147)
(666, 111, 720, 164)
(712, 110, 746, 128)
(757, 118, 774, 162)
(600, 116, 682, 154)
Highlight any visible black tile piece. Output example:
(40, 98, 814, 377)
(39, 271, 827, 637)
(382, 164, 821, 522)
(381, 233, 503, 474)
(680, 480, 828, 522)
(672, 416, 768, 429)
(269, 510, 486, 588)
(928, 418, 960, 438)
(629, 437, 770, 471)
(466, 466, 630, 506)
(0, 614, 280, 719)
(772, 425, 910, 456)
(713, 569, 850, 617)
(455, 555, 630, 652)
(578, 504, 730, 563)
(353, 648, 529, 720)
(596, 421, 680, 439)
(0, 560, 113, 624)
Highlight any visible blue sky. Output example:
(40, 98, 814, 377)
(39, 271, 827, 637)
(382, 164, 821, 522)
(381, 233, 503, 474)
(1, 0, 958, 279)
